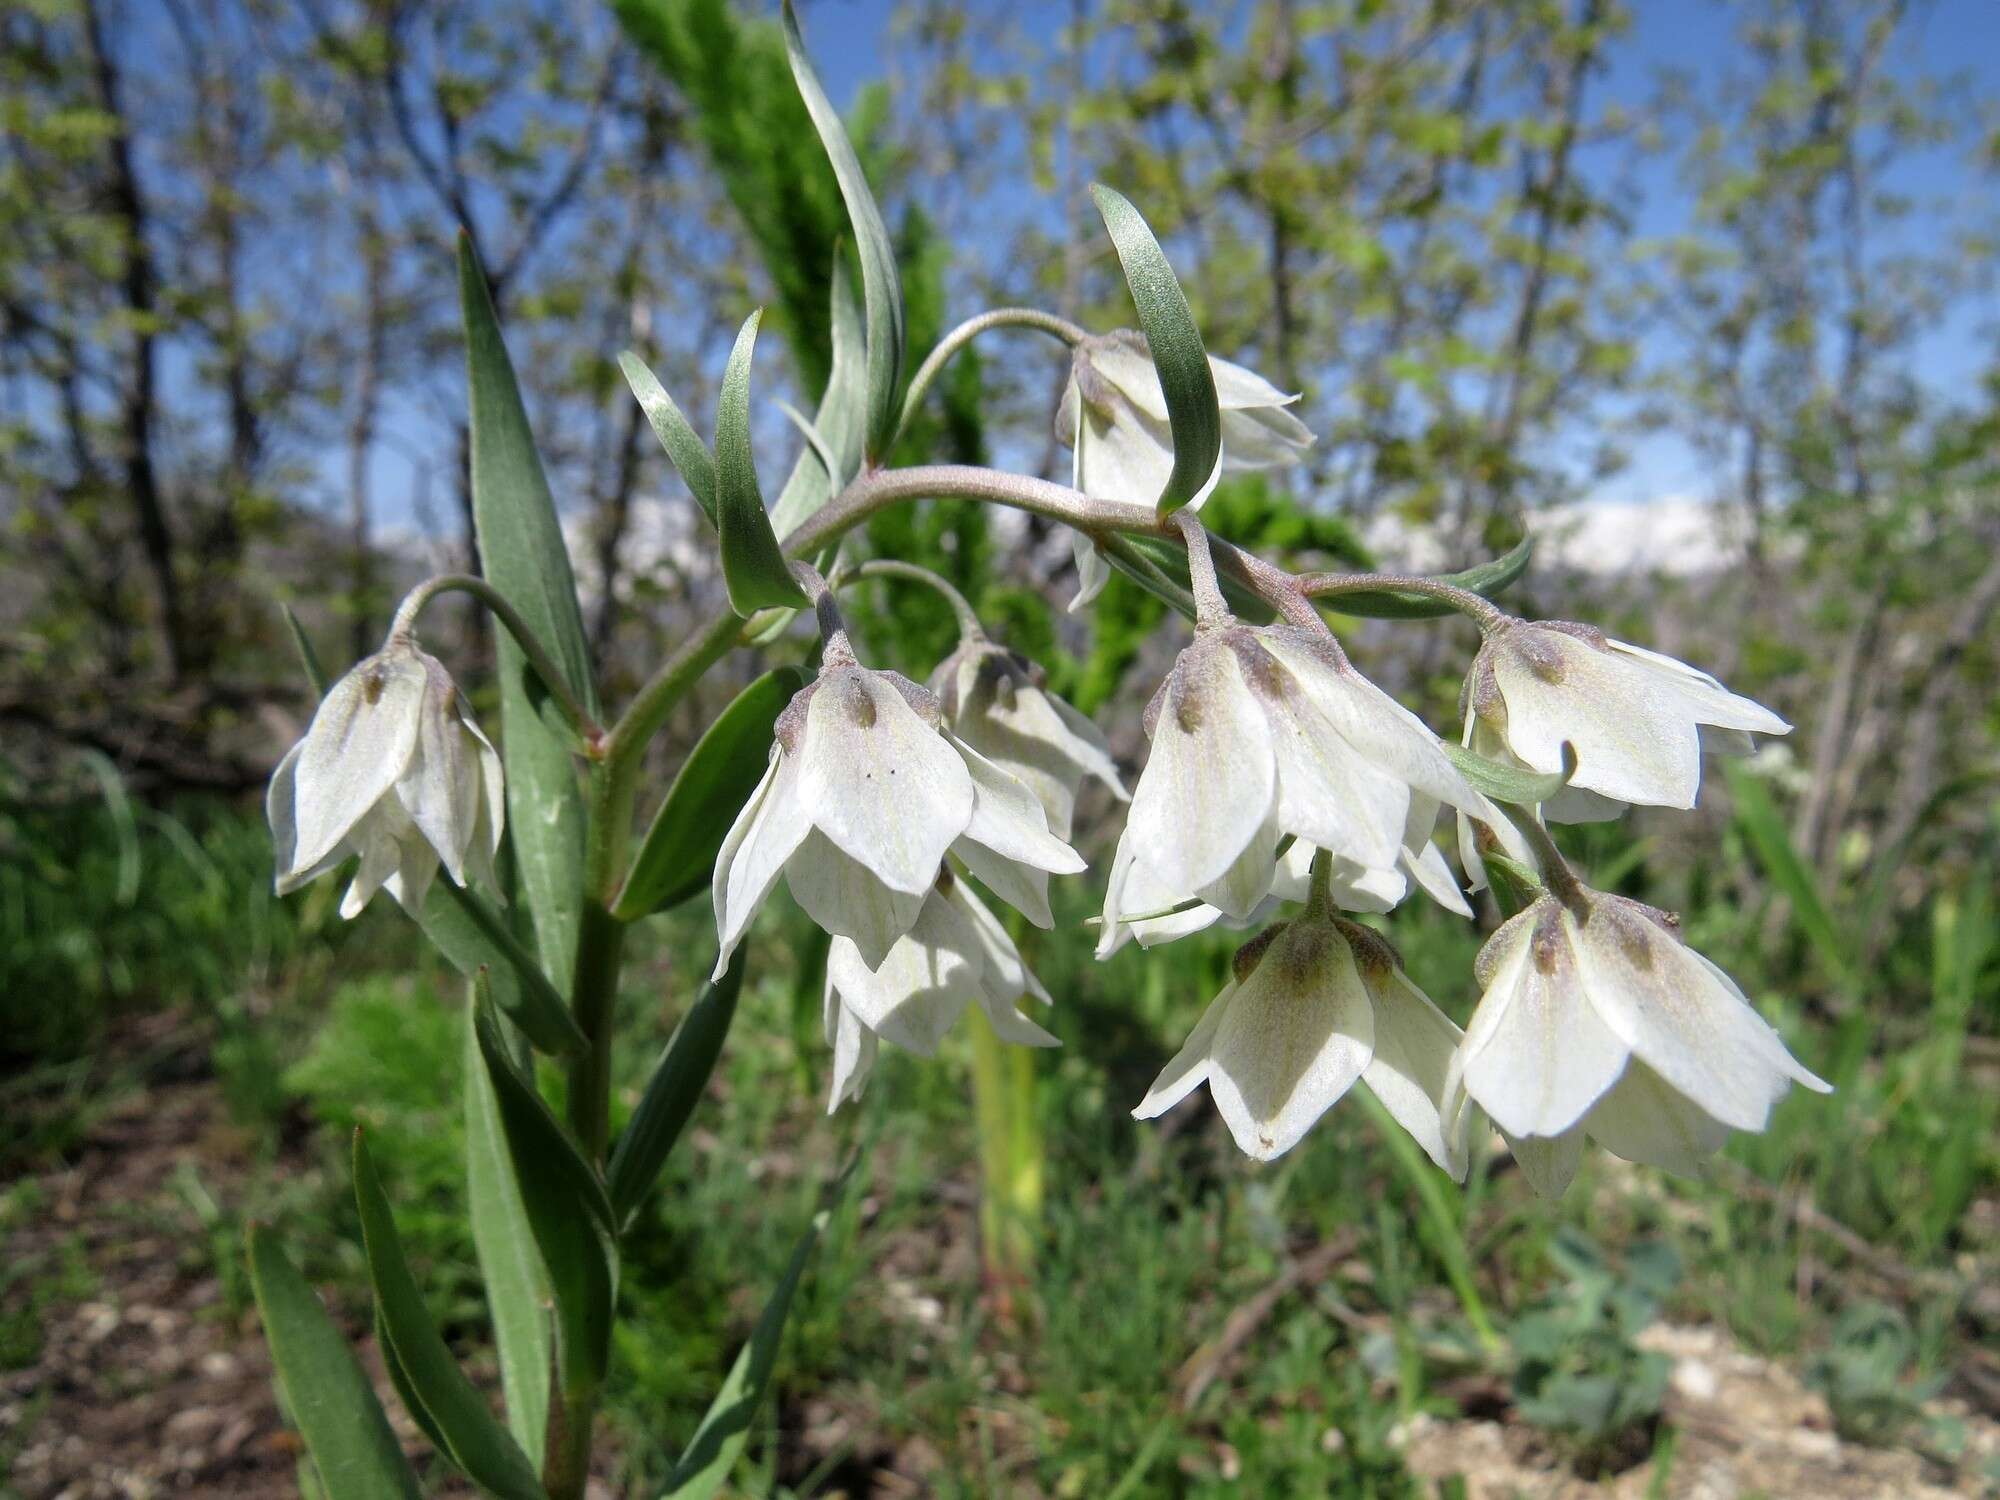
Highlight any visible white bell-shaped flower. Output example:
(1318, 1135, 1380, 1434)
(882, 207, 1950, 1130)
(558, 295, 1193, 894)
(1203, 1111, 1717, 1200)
(1099, 623, 1476, 953)
(712, 660, 1083, 976)
(1134, 913, 1468, 1171)
(1056, 330, 1314, 608)
(821, 872, 1059, 1113)
(1444, 891, 1830, 1197)
(932, 637, 1127, 842)
(1469, 621, 1788, 813)
(267, 636, 503, 918)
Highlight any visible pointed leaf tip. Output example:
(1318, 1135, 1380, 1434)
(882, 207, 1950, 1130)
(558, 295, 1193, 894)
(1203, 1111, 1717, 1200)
(716, 310, 809, 615)
(1088, 185, 1221, 518)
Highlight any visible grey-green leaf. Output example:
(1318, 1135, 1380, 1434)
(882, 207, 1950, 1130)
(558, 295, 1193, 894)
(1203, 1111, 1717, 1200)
(1329, 536, 1535, 620)
(1117, 534, 1274, 623)
(352, 1130, 548, 1500)
(614, 667, 807, 920)
(471, 985, 619, 1398)
(782, 1, 903, 459)
(620, 351, 718, 528)
(660, 1205, 832, 1500)
(419, 881, 585, 1056)
(1444, 740, 1577, 805)
(772, 251, 868, 538)
(716, 310, 809, 615)
(607, 947, 747, 1229)
(1089, 184, 1220, 518)
(460, 234, 595, 992)
(464, 1005, 552, 1466)
(248, 1227, 423, 1500)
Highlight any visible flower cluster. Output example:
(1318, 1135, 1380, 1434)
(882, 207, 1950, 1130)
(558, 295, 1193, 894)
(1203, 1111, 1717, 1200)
(268, 338, 1827, 1197)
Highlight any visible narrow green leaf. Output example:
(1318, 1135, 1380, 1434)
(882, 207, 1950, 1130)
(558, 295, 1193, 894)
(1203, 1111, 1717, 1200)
(1724, 762, 1856, 986)
(418, 881, 585, 1056)
(465, 1006, 553, 1466)
(459, 234, 595, 992)
(715, 310, 809, 615)
(374, 1305, 449, 1458)
(1331, 536, 1535, 619)
(614, 667, 808, 920)
(607, 948, 747, 1229)
(351, 1131, 548, 1500)
(471, 986, 619, 1398)
(282, 604, 330, 699)
(248, 1227, 422, 1500)
(1089, 184, 1221, 517)
(782, 1, 904, 458)
(620, 352, 717, 528)
(1118, 534, 1274, 622)
(661, 1205, 833, 1500)
(1444, 740, 1577, 805)
(772, 252, 868, 537)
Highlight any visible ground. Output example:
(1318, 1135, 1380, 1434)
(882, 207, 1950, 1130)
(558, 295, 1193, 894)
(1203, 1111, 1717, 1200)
(4, 1010, 1993, 1500)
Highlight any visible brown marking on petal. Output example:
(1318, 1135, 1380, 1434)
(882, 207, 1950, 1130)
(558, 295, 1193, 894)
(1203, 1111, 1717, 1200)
(1530, 904, 1570, 975)
(1334, 917, 1403, 978)
(1231, 922, 1289, 985)
(774, 685, 813, 754)
(1226, 630, 1293, 704)
(833, 671, 878, 729)
(1468, 653, 1506, 727)
(934, 864, 956, 896)
(363, 672, 385, 706)
(1537, 619, 1612, 651)
(1512, 628, 1570, 685)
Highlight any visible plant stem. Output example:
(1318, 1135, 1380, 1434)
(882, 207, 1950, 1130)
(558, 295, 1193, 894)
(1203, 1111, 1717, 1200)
(894, 307, 1086, 448)
(390, 573, 606, 742)
(1169, 508, 1230, 627)
(1495, 800, 1588, 913)
(1299, 570, 1506, 630)
(837, 558, 986, 640)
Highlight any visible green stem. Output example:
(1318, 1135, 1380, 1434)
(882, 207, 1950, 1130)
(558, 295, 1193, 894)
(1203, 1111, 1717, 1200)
(836, 558, 986, 641)
(1299, 570, 1506, 631)
(894, 307, 1085, 448)
(1494, 799, 1588, 914)
(390, 573, 604, 742)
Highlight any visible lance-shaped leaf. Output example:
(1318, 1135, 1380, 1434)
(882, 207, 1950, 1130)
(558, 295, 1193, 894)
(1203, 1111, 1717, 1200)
(281, 604, 329, 698)
(460, 235, 596, 992)
(772, 252, 868, 537)
(1089, 185, 1220, 518)
(1330, 536, 1535, 620)
(782, 1, 903, 459)
(621, 352, 718, 528)
(248, 1227, 422, 1500)
(419, 881, 585, 1055)
(661, 1201, 836, 1500)
(614, 667, 808, 920)
(351, 1131, 548, 1500)
(471, 984, 619, 1398)
(464, 1005, 552, 1465)
(715, 311, 808, 615)
(1444, 740, 1578, 805)
(607, 948, 746, 1228)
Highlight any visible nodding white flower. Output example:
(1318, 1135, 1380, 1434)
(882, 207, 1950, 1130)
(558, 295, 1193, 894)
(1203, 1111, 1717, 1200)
(267, 636, 502, 918)
(1098, 623, 1476, 954)
(1134, 913, 1468, 1172)
(822, 872, 1058, 1113)
(712, 659, 1084, 976)
(1056, 330, 1314, 608)
(932, 637, 1127, 842)
(1444, 891, 1831, 1197)
(1468, 621, 1788, 814)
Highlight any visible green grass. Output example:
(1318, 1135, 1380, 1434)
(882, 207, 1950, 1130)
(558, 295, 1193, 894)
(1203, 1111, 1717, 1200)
(5, 785, 1994, 1494)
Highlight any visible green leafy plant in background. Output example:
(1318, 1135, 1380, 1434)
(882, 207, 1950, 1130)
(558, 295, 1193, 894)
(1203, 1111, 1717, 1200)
(1507, 1230, 1677, 1475)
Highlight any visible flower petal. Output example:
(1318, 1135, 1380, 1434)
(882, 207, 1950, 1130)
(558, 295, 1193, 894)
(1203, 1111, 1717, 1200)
(1361, 967, 1468, 1179)
(824, 986, 878, 1113)
(1582, 1059, 1732, 1176)
(787, 828, 927, 971)
(1457, 905, 1629, 1138)
(292, 649, 428, 874)
(799, 667, 973, 894)
(823, 895, 982, 1055)
(1506, 1126, 1585, 1199)
(712, 749, 811, 977)
(1207, 924, 1375, 1160)
(1133, 981, 1235, 1119)
(952, 736, 1086, 875)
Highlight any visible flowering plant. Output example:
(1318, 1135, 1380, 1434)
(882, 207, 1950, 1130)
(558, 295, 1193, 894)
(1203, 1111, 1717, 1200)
(246, 7, 1827, 1496)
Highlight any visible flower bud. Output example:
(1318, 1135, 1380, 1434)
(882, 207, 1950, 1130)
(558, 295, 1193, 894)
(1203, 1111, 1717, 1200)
(267, 636, 503, 918)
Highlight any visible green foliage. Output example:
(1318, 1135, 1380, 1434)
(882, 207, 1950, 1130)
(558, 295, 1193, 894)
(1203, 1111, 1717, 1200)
(1805, 1303, 1940, 1447)
(1507, 1231, 1677, 1472)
